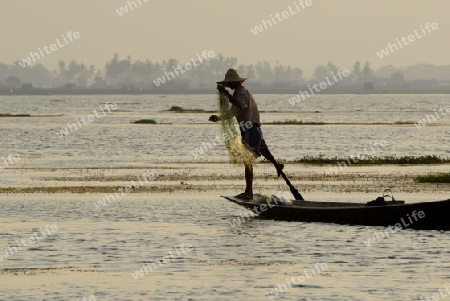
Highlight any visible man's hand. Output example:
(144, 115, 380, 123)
(209, 115, 220, 122)
(217, 85, 227, 94)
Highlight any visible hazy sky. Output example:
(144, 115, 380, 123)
(2, 0, 449, 76)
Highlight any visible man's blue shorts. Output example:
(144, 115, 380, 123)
(240, 125, 267, 157)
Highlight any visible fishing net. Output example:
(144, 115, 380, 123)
(217, 93, 256, 166)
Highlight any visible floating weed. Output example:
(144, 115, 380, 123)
(394, 121, 415, 124)
(132, 119, 157, 124)
(267, 119, 325, 125)
(0, 113, 31, 117)
(295, 155, 450, 165)
(164, 106, 212, 113)
(414, 173, 450, 183)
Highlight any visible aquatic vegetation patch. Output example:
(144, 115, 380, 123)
(0, 113, 31, 117)
(295, 155, 450, 165)
(132, 119, 157, 124)
(267, 119, 325, 125)
(165, 106, 212, 113)
(414, 172, 450, 183)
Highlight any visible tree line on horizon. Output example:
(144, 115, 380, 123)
(2, 53, 450, 89)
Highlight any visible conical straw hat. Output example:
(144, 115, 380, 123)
(217, 69, 247, 84)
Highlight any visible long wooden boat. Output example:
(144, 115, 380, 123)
(222, 194, 450, 230)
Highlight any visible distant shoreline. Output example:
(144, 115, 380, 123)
(2, 88, 450, 95)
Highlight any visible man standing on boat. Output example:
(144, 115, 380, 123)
(209, 69, 284, 199)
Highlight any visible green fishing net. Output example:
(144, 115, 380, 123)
(217, 93, 256, 166)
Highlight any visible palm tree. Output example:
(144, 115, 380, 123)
(313, 65, 327, 81)
(352, 61, 361, 82)
(362, 61, 374, 80)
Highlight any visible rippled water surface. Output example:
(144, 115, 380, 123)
(0, 94, 450, 300)
(1, 94, 450, 167)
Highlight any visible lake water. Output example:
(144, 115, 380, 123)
(1, 94, 450, 166)
(0, 94, 449, 300)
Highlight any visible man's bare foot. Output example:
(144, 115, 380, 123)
(235, 192, 253, 200)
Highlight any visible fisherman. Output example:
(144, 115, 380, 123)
(209, 68, 284, 199)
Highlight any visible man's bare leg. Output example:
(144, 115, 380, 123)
(260, 146, 284, 177)
(235, 164, 253, 199)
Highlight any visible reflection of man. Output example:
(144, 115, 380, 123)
(209, 69, 284, 199)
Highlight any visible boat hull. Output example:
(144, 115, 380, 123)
(222, 195, 450, 230)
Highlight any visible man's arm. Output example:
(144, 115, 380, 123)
(209, 85, 237, 122)
(217, 85, 241, 107)
(209, 109, 234, 122)
(222, 90, 239, 106)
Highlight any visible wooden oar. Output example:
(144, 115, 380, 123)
(275, 164, 304, 201)
(259, 148, 304, 201)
